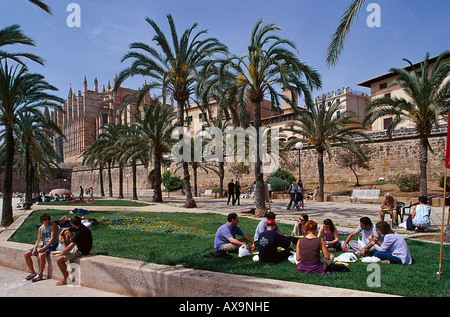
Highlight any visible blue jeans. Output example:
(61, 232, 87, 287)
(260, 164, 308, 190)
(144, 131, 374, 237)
(287, 193, 300, 210)
(374, 251, 402, 264)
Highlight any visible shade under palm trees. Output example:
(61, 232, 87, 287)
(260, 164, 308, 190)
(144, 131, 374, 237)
(364, 51, 450, 197)
(204, 19, 322, 217)
(115, 14, 228, 208)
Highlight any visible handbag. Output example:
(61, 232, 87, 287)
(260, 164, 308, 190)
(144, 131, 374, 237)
(406, 215, 415, 231)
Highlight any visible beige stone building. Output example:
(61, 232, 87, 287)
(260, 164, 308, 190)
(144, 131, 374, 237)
(358, 54, 449, 131)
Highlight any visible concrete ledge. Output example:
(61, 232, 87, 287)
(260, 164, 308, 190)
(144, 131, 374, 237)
(0, 241, 394, 297)
(0, 209, 394, 297)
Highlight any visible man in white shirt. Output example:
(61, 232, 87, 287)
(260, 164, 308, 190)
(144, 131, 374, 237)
(342, 217, 380, 255)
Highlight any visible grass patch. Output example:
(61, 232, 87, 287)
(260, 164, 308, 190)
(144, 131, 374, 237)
(9, 209, 450, 297)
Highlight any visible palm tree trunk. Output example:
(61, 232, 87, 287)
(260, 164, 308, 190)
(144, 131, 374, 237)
(418, 137, 428, 197)
(219, 161, 225, 198)
(317, 150, 325, 202)
(24, 146, 32, 210)
(132, 162, 138, 200)
(153, 156, 163, 202)
(99, 165, 105, 197)
(193, 165, 198, 197)
(118, 165, 124, 198)
(176, 99, 196, 208)
(107, 161, 113, 197)
(1, 125, 15, 227)
(254, 102, 267, 217)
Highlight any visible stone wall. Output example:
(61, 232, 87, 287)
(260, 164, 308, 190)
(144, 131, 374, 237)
(5, 124, 444, 196)
(67, 124, 447, 196)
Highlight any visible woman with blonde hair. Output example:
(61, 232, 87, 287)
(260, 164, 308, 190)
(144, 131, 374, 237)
(296, 220, 333, 274)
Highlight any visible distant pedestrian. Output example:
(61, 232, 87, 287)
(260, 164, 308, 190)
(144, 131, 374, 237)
(233, 181, 241, 205)
(79, 186, 84, 201)
(227, 179, 235, 205)
(287, 180, 300, 211)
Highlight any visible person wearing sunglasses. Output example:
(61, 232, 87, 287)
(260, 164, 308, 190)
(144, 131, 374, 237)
(24, 213, 59, 282)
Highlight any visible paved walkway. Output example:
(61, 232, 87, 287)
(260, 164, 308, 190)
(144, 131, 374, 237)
(0, 266, 123, 297)
(1, 195, 448, 297)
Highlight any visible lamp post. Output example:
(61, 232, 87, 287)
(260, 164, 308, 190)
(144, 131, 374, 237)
(295, 142, 303, 181)
(166, 168, 171, 198)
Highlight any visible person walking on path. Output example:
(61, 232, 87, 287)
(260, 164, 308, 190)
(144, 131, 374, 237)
(287, 180, 300, 211)
(233, 180, 241, 205)
(227, 179, 235, 205)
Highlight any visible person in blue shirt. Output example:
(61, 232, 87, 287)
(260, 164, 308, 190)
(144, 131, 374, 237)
(214, 213, 255, 253)
(287, 180, 300, 211)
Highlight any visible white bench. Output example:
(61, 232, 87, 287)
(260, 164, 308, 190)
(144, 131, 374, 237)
(201, 189, 213, 197)
(349, 189, 380, 204)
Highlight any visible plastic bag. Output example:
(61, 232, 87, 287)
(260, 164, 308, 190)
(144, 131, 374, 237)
(238, 245, 251, 257)
(334, 252, 358, 263)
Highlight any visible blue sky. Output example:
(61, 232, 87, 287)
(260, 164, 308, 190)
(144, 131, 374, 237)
(1, 0, 449, 103)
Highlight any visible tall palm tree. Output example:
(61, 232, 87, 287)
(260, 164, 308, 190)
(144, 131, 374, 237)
(0, 24, 44, 65)
(15, 110, 63, 209)
(120, 101, 177, 202)
(364, 51, 450, 196)
(0, 62, 63, 226)
(81, 134, 107, 197)
(207, 19, 321, 217)
(286, 98, 371, 202)
(327, 0, 366, 67)
(115, 14, 228, 208)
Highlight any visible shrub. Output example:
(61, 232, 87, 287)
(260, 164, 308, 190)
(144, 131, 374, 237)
(269, 168, 295, 184)
(267, 176, 290, 192)
(395, 173, 420, 192)
(162, 171, 184, 191)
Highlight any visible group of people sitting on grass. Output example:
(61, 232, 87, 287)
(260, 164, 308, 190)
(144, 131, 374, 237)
(23, 213, 93, 285)
(214, 210, 412, 275)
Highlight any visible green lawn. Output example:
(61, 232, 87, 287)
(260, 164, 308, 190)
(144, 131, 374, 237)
(9, 209, 450, 297)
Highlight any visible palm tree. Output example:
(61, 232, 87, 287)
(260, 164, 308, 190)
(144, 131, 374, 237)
(121, 101, 177, 202)
(285, 98, 371, 202)
(208, 19, 321, 217)
(0, 24, 44, 65)
(115, 14, 228, 208)
(81, 135, 107, 197)
(0, 62, 63, 226)
(364, 51, 450, 196)
(15, 110, 63, 209)
(327, 0, 366, 67)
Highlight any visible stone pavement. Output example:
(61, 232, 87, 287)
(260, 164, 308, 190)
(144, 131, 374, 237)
(1, 194, 448, 297)
(0, 265, 123, 297)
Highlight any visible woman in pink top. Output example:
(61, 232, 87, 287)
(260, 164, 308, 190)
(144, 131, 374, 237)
(296, 221, 332, 274)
